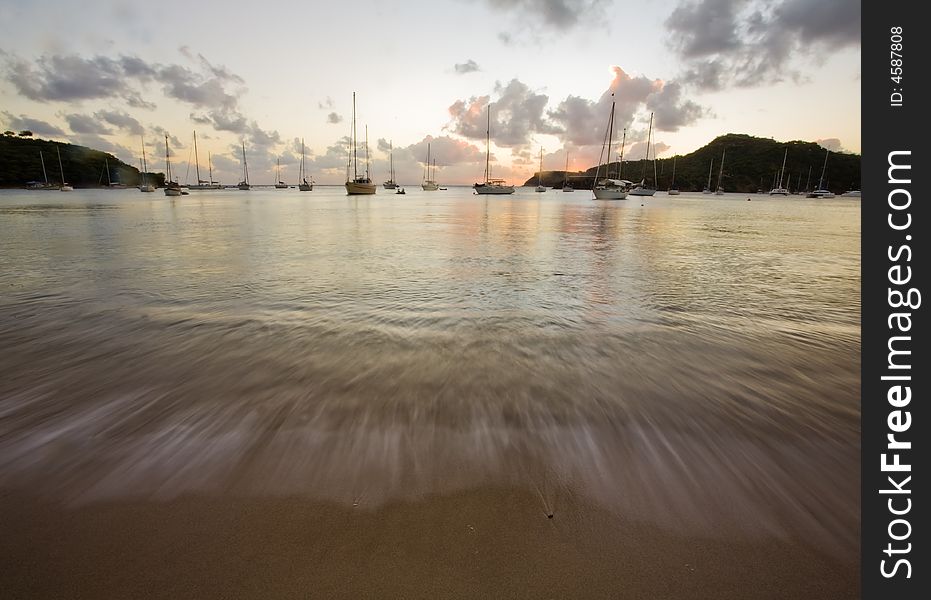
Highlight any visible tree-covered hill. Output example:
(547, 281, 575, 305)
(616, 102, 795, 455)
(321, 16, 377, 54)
(524, 134, 861, 194)
(0, 134, 164, 188)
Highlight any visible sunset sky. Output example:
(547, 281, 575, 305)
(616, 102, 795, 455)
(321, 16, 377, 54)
(0, 0, 861, 185)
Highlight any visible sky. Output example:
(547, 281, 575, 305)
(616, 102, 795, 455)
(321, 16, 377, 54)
(0, 0, 861, 185)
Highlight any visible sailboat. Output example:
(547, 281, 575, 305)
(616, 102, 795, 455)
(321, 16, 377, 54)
(667, 156, 680, 195)
(275, 158, 288, 189)
(473, 104, 515, 195)
(56, 147, 73, 191)
(237, 142, 251, 190)
(562, 153, 574, 192)
(422, 143, 439, 190)
(30, 151, 56, 189)
(163, 135, 183, 196)
(139, 137, 155, 192)
(298, 138, 313, 191)
(534, 148, 546, 192)
(591, 95, 630, 200)
(188, 131, 222, 189)
(702, 159, 714, 193)
(383, 140, 397, 189)
(806, 149, 835, 198)
(769, 148, 790, 195)
(345, 93, 376, 195)
(103, 158, 127, 189)
(714, 148, 726, 195)
(629, 112, 656, 196)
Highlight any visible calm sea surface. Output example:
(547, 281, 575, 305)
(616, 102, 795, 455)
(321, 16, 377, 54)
(0, 187, 860, 553)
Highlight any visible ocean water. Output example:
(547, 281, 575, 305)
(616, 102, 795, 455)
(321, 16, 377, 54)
(0, 187, 860, 554)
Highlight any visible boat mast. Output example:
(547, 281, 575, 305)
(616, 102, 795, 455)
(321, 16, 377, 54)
(57, 146, 65, 185)
(805, 165, 812, 192)
(706, 159, 713, 190)
(141, 137, 149, 186)
(652, 141, 658, 188)
(365, 125, 370, 180)
(194, 130, 202, 184)
(208, 152, 214, 184)
(778, 148, 788, 189)
(165, 134, 172, 183)
(606, 104, 614, 181)
(352, 92, 358, 180)
(540, 148, 544, 185)
(642, 112, 653, 184)
(670, 156, 676, 188)
(241, 142, 249, 185)
(716, 148, 726, 190)
(619, 127, 626, 179)
(389, 140, 394, 182)
(40, 151, 48, 184)
(563, 153, 569, 187)
(484, 105, 491, 183)
(817, 149, 829, 189)
(300, 139, 305, 181)
(105, 158, 112, 186)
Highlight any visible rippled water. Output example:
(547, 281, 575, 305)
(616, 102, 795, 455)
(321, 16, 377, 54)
(0, 187, 859, 553)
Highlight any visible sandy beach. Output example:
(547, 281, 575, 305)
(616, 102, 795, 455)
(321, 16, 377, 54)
(1, 486, 856, 599)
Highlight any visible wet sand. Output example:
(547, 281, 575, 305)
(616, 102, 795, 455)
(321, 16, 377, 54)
(1, 487, 856, 599)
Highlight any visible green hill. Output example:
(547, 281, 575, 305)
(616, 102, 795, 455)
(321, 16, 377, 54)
(0, 134, 164, 188)
(524, 134, 861, 193)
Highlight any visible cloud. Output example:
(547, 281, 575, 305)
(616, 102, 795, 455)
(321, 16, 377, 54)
(318, 96, 334, 110)
(63, 112, 113, 135)
(482, 0, 608, 29)
(666, 0, 861, 90)
(448, 78, 560, 147)
(453, 60, 480, 74)
(95, 109, 144, 135)
(1, 112, 66, 137)
(327, 112, 343, 124)
(645, 81, 707, 131)
(815, 138, 844, 152)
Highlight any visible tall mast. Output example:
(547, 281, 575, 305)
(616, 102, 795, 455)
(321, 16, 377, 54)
(241, 141, 249, 184)
(817, 149, 829, 189)
(277, 157, 281, 183)
(778, 148, 788, 188)
(208, 152, 214, 184)
(300, 139, 305, 181)
(57, 146, 65, 185)
(352, 92, 358, 180)
(165, 134, 172, 183)
(484, 104, 491, 183)
(105, 158, 112, 186)
(805, 165, 812, 192)
(619, 127, 626, 179)
(194, 130, 202, 183)
(706, 159, 714, 190)
(642, 112, 653, 183)
(424, 143, 431, 182)
(652, 142, 658, 188)
(538, 148, 543, 186)
(670, 156, 676, 188)
(40, 151, 48, 184)
(605, 102, 614, 180)
(141, 137, 149, 186)
(389, 140, 394, 181)
(716, 148, 726, 190)
(563, 153, 569, 187)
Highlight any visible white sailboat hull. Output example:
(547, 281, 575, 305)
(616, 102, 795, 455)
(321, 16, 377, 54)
(346, 181, 376, 195)
(562, 186, 574, 192)
(769, 188, 789, 195)
(299, 183, 313, 191)
(383, 182, 397, 189)
(139, 185, 155, 192)
(59, 185, 73, 192)
(422, 181, 439, 191)
(593, 188, 627, 200)
(164, 188, 182, 196)
(807, 190, 835, 198)
(474, 184, 515, 195)
(629, 187, 655, 196)
(667, 189, 680, 195)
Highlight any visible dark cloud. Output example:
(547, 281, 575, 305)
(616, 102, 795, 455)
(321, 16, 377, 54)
(64, 112, 112, 135)
(95, 109, 144, 135)
(483, 0, 608, 29)
(1, 112, 66, 137)
(327, 112, 343, 124)
(453, 60, 480, 74)
(448, 78, 560, 147)
(645, 81, 707, 132)
(318, 96, 334, 110)
(377, 138, 392, 153)
(666, 0, 861, 90)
